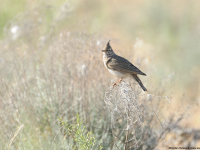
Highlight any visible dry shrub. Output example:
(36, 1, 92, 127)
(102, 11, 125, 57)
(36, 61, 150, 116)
(1, 3, 199, 150)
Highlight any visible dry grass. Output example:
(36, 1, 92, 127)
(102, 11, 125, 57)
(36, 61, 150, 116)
(1, 1, 200, 150)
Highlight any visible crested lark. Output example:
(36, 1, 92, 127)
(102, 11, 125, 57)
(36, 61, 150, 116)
(102, 41, 147, 91)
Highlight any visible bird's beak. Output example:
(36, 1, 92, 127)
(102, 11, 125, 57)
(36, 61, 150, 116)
(102, 50, 106, 52)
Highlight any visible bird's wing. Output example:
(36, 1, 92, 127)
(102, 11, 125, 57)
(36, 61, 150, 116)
(107, 56, 146, 75)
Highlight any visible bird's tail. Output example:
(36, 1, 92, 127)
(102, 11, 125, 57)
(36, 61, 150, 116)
(132, 74, 147, 91)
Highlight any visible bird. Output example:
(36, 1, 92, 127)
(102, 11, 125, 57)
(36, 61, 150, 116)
(102, 41, 147, 91)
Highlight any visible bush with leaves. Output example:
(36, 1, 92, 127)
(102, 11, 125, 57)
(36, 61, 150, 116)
(58, 114, 102, 150)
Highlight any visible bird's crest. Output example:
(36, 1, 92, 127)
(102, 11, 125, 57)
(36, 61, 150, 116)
(104, 40, 113, 51)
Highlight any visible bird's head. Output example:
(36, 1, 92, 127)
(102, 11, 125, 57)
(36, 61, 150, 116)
(102, 40, 115, 56)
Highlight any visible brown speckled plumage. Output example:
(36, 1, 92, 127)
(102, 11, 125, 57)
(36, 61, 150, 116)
(102, 41, 147, 91)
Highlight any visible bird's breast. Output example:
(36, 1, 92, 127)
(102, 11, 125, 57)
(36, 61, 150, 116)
(103, 55, 128, 78)
(107, 69, 128, 78)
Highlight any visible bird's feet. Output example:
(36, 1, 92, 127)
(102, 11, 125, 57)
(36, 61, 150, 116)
(111, 78, 122, 87)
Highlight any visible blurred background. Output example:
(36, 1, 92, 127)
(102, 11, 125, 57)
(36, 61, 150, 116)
(1, 0, 200, 149)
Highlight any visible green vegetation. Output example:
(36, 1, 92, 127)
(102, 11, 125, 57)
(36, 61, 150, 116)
(58, 114, 102, 149)
(1, 0, 200, 149)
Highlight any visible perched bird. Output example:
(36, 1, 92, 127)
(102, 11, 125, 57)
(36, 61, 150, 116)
(102, 41, 147, 91)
